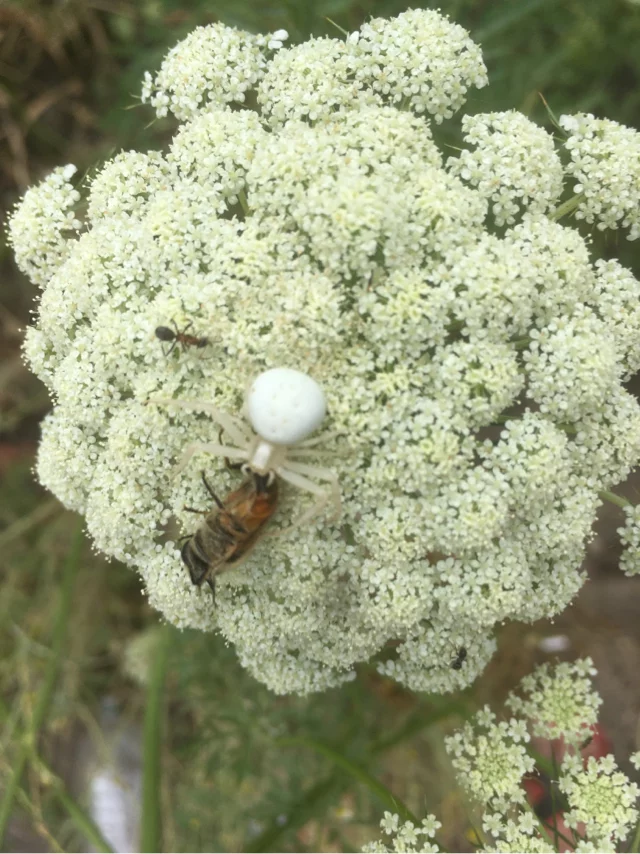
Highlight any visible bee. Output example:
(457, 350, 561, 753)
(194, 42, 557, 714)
(155, 320, 209, 356)
(180, 470, 279, 597)
(451, 647, 467, 670)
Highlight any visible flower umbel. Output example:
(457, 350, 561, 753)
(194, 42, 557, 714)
(507, 658, 601, 747)
(9, 10, 640, 694)
(560, 112, 640, 240)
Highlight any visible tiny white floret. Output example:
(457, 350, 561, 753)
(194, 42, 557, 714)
(247, 367, 327, 445)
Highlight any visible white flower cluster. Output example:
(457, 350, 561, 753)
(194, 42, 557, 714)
(449, 111, 564, 225)
(367, 660, 640, 853)
(352, 9, 488, 122)
(507, 658, 601, 746)
(591, 259, 640, 380)
(560, 753, 640, 849)
(446, 707, 534, 808)
(618, 504, 640, 576)
(363, 813, 441, 853)
(9, 10, 640, 695)
(141, 23, 289, 120)
(560, 112, 640, 240)
(7, 164, 81, 287)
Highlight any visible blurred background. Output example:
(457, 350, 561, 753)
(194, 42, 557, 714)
(1, 1, 640, 851)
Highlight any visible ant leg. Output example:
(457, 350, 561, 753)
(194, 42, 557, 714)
(148, 397, 251, 447)
(176, 318, 193, 352)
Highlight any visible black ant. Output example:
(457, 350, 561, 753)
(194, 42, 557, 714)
(450, 647, 467, 670)
(155, 320, 209, 356)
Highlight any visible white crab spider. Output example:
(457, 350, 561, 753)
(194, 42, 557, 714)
(152, 367, 342, 529)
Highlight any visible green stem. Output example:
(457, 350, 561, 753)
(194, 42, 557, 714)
(324, 16, 349, 37)
(140, 625, 171, 853)
(371, 698, 468, 754)
(599, 490, 632, 509)
(550, 193, 584, 222)
(629, 816, 640, 853)
(520, 799, 575, 851)
(550, 746, 560, 852)
(278, 735, 419, 825)
(237, 189, 251, 217)
(0, 499, 60, 551)
(0, 518, 84, 848)
(511, 337, 532, 350)
(539, 816, 576, 851)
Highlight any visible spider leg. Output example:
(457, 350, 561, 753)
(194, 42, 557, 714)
(287, 448, 336, 458)
(293, 430, 340, 448)
(174, 442, 247, 476)
(282, 460, 342, 521)
(273, 464, 341, 533)
(218, 428, 244, 470)
(149, 397, 251, 447)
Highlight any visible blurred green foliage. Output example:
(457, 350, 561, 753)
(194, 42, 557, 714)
(1, 0, 640, 850)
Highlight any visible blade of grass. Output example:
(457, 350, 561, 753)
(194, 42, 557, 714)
(0, 517, 83, 847)
(278, 736, 419, 825)
(538, 92, 564, 134)
(245, 775, 346, 854)
(54, 785, 113, 852)
(38, 758, 113, 854)
(250, 697, 465, 852)
(629, 816, 640, 853)
(140, 624, 171, 853)
(474, 0, 555, 42)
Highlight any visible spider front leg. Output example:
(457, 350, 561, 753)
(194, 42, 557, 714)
(148, 397, 251, 447)
(284, 460, 342, 521)
(292, 430, 341, 449)
(275, 461, 342, 532)
(174, 442, 248, 477)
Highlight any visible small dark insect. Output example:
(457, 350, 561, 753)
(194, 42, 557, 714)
(155, 319, 209, 356)
(579, 732, 594, 751)
(451, 647, 467, 670)
(180, 470, 279, 598)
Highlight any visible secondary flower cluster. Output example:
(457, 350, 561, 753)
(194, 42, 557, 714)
(449, 111, 564, 225)
(365, 660, 640, 853)
(560, 113, 640, 240)
(9, 9, 640, 694)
